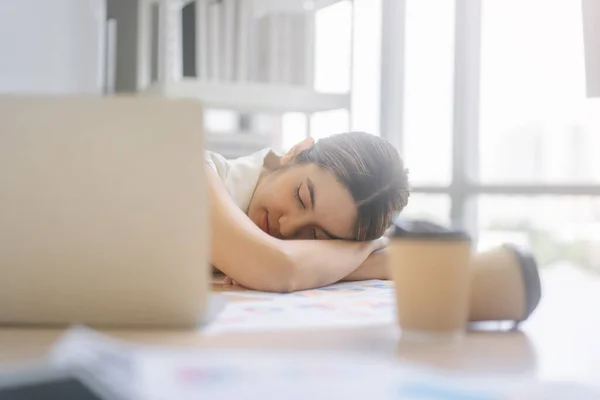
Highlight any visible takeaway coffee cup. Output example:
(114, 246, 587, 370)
(469, 244, 541, 324)
(389, 219, 472, 339)
(389, 218, 543, 336)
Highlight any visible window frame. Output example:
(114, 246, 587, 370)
(380, 0, 600, 238)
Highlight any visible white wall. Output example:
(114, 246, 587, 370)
(0, 0, 106, 94)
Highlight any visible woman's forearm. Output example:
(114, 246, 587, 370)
(282, 239, 379, 291)
(208, 168, 297, 292)
(342, 249, 391, 281)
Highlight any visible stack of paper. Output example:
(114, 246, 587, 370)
(206, 280, 397, 333)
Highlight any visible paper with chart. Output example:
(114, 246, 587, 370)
(205, 280, 398, 333)
(48, 328, 600, 400)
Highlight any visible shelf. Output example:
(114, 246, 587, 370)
(141, 79, 350, 114)
(253, 0, 347, 16)
(205, 132, 272, 159)
(140, 0, 345, 13)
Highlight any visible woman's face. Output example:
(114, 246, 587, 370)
(247, 163, 357, 240)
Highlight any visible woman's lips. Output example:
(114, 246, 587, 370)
(260, 212, 271, 235)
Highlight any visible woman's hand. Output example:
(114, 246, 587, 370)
(370, 235, 390, 253)
(223, 275, 239, 286)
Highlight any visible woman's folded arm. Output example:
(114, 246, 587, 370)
(207, 167, 382, 292)
(341, 249, 391, 281)
(208, 167, 294, 292)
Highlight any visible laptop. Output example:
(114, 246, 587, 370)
(0, 96, 210, 327)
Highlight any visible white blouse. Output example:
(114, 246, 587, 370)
(205, 148, 273, 213)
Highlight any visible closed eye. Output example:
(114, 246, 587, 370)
(295, 184, 306, 209)
(296, 183, 318, 240)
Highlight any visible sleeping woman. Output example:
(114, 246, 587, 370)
(206, 131, 410, 292)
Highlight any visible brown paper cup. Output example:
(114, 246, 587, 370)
(390, 237, 472, 340)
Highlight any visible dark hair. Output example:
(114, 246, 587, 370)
(293, 132, 410, 241)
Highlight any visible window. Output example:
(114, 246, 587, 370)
(281, 109, 352, 150)
(402, 0, 455, 185)
(310, 109, 350, 140)
(204, 109, 239, 133)
(479, 0, 600, 184)
(350, 0, 382, 134)
(282, 0, 382, 150)
(478, 196, 600, 270)
(314, 0, 352, 94)
(281, 113, 308, 150)
(402, 194, 451, 226)
(383, 0, 600, 272)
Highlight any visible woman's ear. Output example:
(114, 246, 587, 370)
(281, 137, 314, 166)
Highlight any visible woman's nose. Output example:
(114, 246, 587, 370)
(278, 213, 312, 239)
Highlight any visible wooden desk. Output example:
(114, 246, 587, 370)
(1, 268, 599, 392)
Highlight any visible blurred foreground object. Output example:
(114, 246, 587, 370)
(0, 96, 210, 328)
